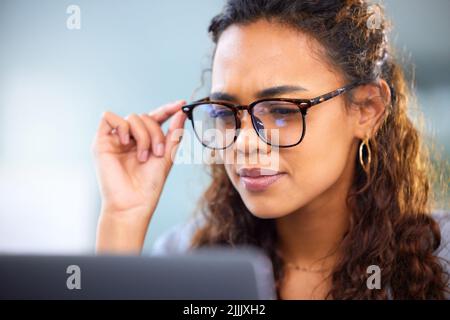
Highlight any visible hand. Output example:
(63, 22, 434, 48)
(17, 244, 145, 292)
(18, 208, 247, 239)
(92, 100, 187, 253)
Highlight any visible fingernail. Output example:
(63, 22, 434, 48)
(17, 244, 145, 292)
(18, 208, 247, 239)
(155, 143, 164, 157)
(139, 150, 148, 162)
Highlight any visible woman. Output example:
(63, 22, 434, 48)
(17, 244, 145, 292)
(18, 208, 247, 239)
(92, 0, 449, 299)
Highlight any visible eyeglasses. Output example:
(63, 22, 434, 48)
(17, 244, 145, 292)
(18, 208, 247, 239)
(182, 82, 362, 150)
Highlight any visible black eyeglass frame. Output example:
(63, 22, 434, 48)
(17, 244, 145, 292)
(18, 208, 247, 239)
(182, 81, 363, 149)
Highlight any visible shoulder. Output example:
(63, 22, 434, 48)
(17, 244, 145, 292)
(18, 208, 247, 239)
(150, 210, 450, 261)
(432, 210, 450, 261)
(149, 214, 206, 255)
(432, 210, 450, 294)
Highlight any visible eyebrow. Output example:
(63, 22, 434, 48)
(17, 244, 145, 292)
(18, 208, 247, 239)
(209, 85, 308, 102)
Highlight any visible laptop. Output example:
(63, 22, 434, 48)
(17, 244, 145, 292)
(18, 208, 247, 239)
(0, 246, 276, 299)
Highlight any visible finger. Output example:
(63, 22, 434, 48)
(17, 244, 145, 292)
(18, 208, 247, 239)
(148, 100, 186, 124)
(164, 110, 187, 162)
(126, 113, 151, 162)
(99, 111, 130, 145)
(140, 114, 166, 158)
(168, 109, 187, 134)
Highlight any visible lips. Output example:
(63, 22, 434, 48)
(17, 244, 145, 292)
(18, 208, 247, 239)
(237, 168, 285, 192)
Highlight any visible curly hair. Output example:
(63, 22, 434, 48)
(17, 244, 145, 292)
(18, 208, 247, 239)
(189, 0, 449, 299)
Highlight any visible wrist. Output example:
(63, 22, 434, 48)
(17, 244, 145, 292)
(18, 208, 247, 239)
(95, 208, 151, 255)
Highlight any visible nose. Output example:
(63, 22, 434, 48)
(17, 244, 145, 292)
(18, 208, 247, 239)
(233, 111, 270, 157)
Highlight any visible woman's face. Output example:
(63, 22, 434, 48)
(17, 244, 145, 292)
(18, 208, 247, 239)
(211, 20, 359, 218)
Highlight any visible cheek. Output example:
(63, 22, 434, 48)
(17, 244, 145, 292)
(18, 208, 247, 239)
(220, 107, 355, 218)
(286, 107, 354, 202)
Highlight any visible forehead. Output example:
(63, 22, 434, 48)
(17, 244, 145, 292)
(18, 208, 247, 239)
(211, 19, 340, 98)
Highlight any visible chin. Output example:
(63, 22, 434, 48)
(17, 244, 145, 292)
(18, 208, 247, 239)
(239, 196, 291, 219)
(250, 210, 287, 219)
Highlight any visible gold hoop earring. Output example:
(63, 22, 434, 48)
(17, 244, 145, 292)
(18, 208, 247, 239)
(359, 138, 371, 173)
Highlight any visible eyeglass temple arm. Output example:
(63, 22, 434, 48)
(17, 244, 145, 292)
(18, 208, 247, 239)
(191, 81, 363, 108)
(309, 82, 363, 106)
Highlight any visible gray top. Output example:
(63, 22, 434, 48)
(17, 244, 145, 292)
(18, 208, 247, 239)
(150, 210, 450, 295)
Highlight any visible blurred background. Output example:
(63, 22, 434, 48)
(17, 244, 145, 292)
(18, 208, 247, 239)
(0, 0, 449, 254)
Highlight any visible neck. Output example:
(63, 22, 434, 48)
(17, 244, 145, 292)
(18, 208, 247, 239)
(275, 164, 354, 269)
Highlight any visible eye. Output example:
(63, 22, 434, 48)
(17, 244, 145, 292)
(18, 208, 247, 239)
(270, 107, 301, 115)
(253, 101, 301, 117)
(210, 108, 234, 118)
(205, 105, 234, 118)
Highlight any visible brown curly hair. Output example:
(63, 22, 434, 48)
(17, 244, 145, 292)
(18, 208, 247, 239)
(189, 0, 449, 299)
